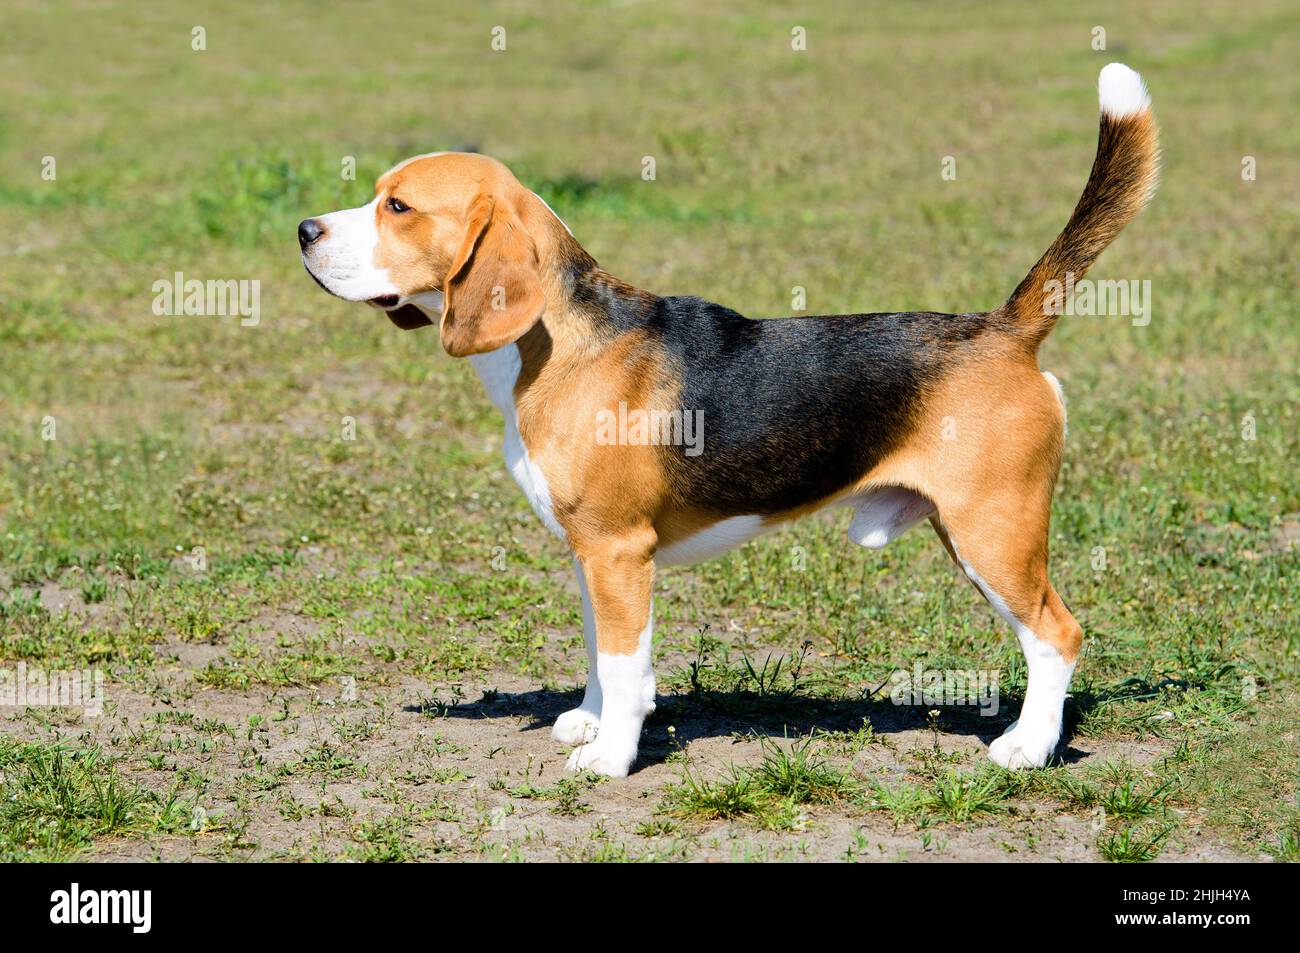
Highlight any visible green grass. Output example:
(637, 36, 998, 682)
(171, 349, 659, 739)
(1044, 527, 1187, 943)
(0, 738, 191, 861)
(1097, 824, 1175, 863)
(662, 736, 854, 829)
(503, 776, 595, 817)
(1, 0, 1297, 861)
(922, 769, 1018, 824)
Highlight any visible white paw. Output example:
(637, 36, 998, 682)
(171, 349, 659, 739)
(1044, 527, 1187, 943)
(565, 738, 637, 778)
(552, 707, 600, 745)
(988, 719, 1059, 770)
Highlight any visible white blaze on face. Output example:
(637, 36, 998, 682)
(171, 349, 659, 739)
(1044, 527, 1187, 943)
(301, 198, 401, 301)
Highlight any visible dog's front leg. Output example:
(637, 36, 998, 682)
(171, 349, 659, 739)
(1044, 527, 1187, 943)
(564, 533, 656, 778)
(551, 558, 601, 745)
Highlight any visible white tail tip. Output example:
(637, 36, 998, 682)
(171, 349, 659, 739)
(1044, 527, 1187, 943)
(1098, 63, 1151, 119)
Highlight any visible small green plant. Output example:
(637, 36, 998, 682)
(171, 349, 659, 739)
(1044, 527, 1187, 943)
(662, 767, 762, 822)
(662, 734, 854, 829)
(1100, 778, 1173, 820)
(1097, 824, 1174, 862)
(748, 736, 846, 804)
(1266, 821, 1300, 862)
(0, 741, 152, 860)
(739, 647, 799, 697)
(635, 819, 679, 837)
(507, 777, 593, 816)
(79, 573, 109, 604)
(866, 765, 1019, 826)
(869, 782, 930, 827)
(925, 769, 1016, 823)
(348, 814, 424, 863)
(815, 719, 882, 754)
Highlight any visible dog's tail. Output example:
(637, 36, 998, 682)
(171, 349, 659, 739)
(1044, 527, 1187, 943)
(1001, 63, 1159, 348)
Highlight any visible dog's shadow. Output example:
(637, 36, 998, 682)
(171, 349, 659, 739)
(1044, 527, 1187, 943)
(409, 686, 1098, 769)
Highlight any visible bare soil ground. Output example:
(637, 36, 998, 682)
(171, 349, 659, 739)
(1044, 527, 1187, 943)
(3, 613, 1259, 862)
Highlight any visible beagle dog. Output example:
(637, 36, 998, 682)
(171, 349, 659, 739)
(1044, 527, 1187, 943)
(299, 64, 1158, 777)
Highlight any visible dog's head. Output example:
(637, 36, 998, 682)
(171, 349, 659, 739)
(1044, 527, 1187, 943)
(299, 152, 550, 356)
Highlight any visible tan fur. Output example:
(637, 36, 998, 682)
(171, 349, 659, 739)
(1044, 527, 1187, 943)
(514, 326, 672, 656)
(575, 528, 657, 656)
(441, 194, 546, 356)
(860, 350, 1082, 662)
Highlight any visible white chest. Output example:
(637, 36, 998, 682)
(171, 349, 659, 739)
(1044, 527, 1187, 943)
(468, 346, 567, 540)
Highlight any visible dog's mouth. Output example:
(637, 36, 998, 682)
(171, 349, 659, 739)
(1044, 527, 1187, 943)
(367, 296, 434, 330)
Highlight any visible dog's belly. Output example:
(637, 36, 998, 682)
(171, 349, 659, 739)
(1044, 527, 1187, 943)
(657, 486, 933, 566)
(655, 514, 772, 565)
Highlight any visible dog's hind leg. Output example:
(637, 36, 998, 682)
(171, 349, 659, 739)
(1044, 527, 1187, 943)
(551, 558, 602, 745)
(931, 499, 1082, 769)
(874, 353, 1078, 768)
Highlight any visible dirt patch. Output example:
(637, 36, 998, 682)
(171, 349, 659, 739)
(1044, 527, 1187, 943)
(0, 637, 1261, 862)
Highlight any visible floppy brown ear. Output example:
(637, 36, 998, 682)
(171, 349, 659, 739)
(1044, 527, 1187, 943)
(440, 193, 545, 357)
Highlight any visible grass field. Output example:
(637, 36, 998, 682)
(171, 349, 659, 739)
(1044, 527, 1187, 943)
(1, 1, 1296, 862)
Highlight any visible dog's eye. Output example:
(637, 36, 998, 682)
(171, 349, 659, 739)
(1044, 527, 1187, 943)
(386, 197, 410, 213)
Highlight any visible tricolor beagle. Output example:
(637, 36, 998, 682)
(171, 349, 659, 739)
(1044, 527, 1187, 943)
(300, 64, 1158, 777)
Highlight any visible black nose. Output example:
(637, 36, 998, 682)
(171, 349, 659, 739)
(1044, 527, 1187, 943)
(298, 218, 324, 249)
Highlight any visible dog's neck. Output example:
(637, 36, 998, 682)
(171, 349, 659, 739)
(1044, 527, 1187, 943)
(414, 201, 662, 415)
(495, 199, 657, 387)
